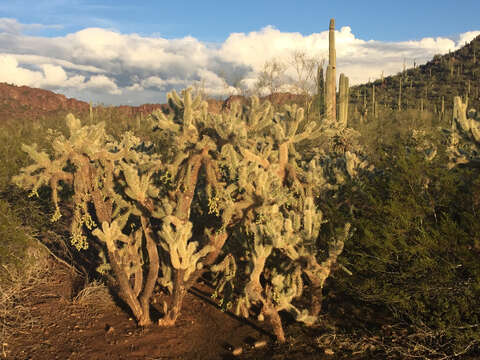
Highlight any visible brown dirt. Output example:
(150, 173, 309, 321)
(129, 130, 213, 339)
(5, 261, 289, 360)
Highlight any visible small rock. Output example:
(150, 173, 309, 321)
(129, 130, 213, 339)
(105, 324, 114, 333)
(254, 340, 267, 349)
(324, 348, 334, 356)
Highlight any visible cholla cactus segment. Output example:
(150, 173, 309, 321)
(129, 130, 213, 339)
(158, 217, 213, 281)
(345, 151, 371, 178)
(411, 129, 437, 162)
(210, 253, 237, 294)
(92, 221, 144, 279)
(92, 220, 130, 247)
(158, 262, 174, 293)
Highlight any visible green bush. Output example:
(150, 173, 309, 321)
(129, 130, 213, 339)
(337, 132, 480, 354)
(0, 200, 32, 270)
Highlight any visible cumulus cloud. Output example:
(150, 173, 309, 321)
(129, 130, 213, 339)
(0, 18, 478, 105)
(0, 54, 119, 94)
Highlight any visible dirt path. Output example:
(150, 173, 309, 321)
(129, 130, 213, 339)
(6, 264, 277, 360)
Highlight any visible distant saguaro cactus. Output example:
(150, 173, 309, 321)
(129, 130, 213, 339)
(398, 78, 403, 111)
(316, 64, 325, 115)
(338, 73, 349, 127)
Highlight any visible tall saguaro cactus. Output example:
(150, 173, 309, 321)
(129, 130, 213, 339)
(325, 18, 336, 122)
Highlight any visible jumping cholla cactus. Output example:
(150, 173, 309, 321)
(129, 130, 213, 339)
(447, 96, 480, 168)
(13, 115, 163, 326)
(205, 99, 368, 342)
(13, 88, 369, 342)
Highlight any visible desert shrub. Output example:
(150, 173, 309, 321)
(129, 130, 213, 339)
(0, 200, 32, 271)
(336, 130, 480, 355)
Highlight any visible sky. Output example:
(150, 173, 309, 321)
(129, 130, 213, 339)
(0, 0, 479, 106)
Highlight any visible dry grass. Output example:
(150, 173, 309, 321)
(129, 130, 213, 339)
(0, 245, 50, 345)
(73, 279, 114, 311)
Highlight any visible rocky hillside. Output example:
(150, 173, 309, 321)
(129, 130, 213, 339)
(0, 81, 310, 125)
(349, 34, 480, 113)
(0, 83, 90, 122)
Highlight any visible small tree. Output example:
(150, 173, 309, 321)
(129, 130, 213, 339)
(254, 58, 288, 95)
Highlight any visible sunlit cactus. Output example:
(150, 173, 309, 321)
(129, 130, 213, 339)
(447, 96, 480, 168)
(13, 84, 368, 342)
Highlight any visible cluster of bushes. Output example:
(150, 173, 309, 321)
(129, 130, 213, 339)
(330, 106, 480, 356)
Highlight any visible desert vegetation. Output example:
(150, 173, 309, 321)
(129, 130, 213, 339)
(1, 19, 480, 360)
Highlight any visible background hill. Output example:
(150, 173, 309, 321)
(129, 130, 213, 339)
(349, 34, 480, 116)
(0, 82, 308, 125)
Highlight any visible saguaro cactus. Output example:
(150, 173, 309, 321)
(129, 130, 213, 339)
(325, 18, 336, 122)
(398, 78, 403, 111)
(441, 96, 445, 120)
(338, 73, 349, 127)
(316, 64, 325, 116)
(372, 84, 376, 119)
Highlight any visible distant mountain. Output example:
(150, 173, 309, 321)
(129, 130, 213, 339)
(349, 35, 480, 114)
(0, 83, 177, 123)
(0, 83, 90, 123)
(0, 82, 309, 124)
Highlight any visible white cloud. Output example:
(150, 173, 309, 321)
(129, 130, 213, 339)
(0, 17, 62, 35)
(2, 53, 105, 73)
(0, 55, 43, 85)
(458, 31, 480, 46)
(0, 54, 120, 94)
(0, 19, 478, 105)
(84, 75, 121, 95)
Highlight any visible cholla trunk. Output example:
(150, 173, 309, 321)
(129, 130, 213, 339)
(159, 270, 187, 326)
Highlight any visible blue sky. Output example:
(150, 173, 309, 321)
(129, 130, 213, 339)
(0, 0, 479, 105)
(2, 0, 479, 41)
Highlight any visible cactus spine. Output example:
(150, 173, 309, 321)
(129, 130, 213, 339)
(325, 18, 336, 122)
(338, 73, 349, 127)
